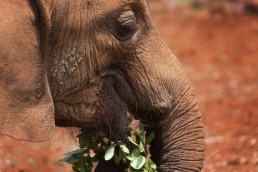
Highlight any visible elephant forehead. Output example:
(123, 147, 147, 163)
(94, 0, 148, 15)
(81, 0, 144, 11)
(52, 0, 146, 16)
(50, 0, 148, 35)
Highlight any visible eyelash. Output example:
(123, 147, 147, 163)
(119, 21, 137, 38)
(115, 15, 138, 41)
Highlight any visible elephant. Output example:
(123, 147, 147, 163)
(0, 0, 205, 171)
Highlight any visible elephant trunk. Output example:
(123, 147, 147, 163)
(115, 59, 205, 171)
(125, 32, 204, 171)
(145, 85, 205, 171)
(110, 28, 205, 171)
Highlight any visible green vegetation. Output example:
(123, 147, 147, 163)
(59, 126, 157, 172)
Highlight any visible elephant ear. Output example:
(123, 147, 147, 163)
(0, 1, 55, 141)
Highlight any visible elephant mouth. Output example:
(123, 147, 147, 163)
(53, 67, 165, 142)
(54, 68, 134, 139)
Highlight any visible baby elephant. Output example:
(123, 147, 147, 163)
(0, 0, 204, 171)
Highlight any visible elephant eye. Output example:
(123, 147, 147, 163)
(115, 12, 138, 41)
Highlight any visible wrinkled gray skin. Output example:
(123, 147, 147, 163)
(0, 0, 205, 171)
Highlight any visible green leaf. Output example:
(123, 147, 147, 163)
(89, 139, 99, 149)
(83, 165, 91, 172)
(59, 155, 80, 165)
(129, 165, 143, 172)
(133, 129, 140, 136)
(113, 154, 121, 165)
(149, 159, 157, 169)
(90, 155, 98, 162)
(64, 149, 85, 156)
(131, 148, 141, 156)
(72, 163, 80, 172)
(93, 146, 104, 155)
(79, 163, 87, 172)
(130, 155, 146, 170)
(128, 136, 138, 146)
(119, 144, 130, 154)
(144, 158, 157, 172)
(126, 156, 135, 161)
(146, 132, 155, 145)
(75, 154, 83, 158)
(118, 148, 123, 161)
(59, 156, 71, 163)
(65, 156, 80, 164)
(126, 152, 136, 161)
(138, 142, 145, 153)
(104, 145, 115, 161)
(133, 130, 144, 145)
(86, 157, 93, 168)
(144, 158, 150, 170)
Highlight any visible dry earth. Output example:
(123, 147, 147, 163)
(0, 1, 257, 172)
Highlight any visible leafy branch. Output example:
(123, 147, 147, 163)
(59, 126, 157, 172)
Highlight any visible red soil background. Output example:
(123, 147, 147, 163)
(0, 1, 257, 171)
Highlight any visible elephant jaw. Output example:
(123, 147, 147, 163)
(53, 74, 130, 139)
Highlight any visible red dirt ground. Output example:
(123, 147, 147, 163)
(0, 1, 257, 172)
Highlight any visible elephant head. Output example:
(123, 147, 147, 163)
(0, 0, 205, 171)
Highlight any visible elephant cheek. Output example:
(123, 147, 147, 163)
(53, 77, 130, 139)
(53, 81, 103, 127)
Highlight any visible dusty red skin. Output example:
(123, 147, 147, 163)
(0, 1, 257, 172)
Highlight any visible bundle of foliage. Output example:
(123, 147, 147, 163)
(59, 126, 157, 172)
